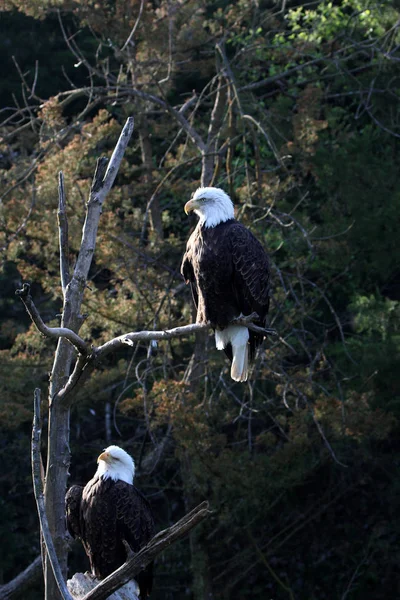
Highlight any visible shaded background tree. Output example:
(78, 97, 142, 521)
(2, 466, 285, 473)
(0, 1, 399, 599)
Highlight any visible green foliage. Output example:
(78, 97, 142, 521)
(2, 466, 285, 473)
(286, 0, 389, 43)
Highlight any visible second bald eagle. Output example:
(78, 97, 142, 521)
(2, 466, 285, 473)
(65, 446, 155, 598)
(181, 187, 270, 382)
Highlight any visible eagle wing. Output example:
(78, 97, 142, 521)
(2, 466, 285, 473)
(79, 477, 119, 578)
(115, 481, 155, 598)
(181, 226, 200, 312)
(115, 481, 155, 552)
(65, 484, 83, 539)
(229, 222, 270, 317)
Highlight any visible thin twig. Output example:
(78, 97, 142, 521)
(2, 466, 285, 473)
(247, 528, 295, 600)
(120, 0, 146, 52)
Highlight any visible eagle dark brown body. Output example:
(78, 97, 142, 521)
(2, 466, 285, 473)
(66, 475, 155, 597)
(181, 218, 270, 361)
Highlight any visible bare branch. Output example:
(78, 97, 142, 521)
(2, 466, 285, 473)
(56, 354, 92, 407)
(15, 282, 279, 409)
(232, 313, 278, 337)
(179, 92, 198, 115)
(309, 406, 348, 468)
(31, 389, 74, 600)
(15, 283, 91, 355)
(98, 323, 209, 356)
(0, 176, 36, 254)
(58, 172, 70, 294)
(202, 75, 228, 186)
(158, 0, 174, 84)
(99, 116, 135, 199)
(240, 56, 324, 92)
(120, 0, 146, 52)
(242, 114, 281, 166)
(14, 286, 277, 364)
(30, 60, 39, 99)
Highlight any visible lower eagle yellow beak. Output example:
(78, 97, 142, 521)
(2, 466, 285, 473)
(97, 451, 111, 464)
(184, 199, 197, 215)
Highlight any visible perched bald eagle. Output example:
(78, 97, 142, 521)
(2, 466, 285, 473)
(65, 445, 155, 598)
(181, 187, 270, 382)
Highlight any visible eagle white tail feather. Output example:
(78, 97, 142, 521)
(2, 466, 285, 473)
(215, 326, 249, 381)
(231, 343, 249, 382)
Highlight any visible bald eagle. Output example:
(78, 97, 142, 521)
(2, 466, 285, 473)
(181, 187, 270, 382)
(65, 445, 155, 598)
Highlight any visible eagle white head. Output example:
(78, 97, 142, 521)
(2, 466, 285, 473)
(95, 445, 135, 485)
(184, 187, 234, 228)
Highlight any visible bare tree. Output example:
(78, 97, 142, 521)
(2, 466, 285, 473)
(13, 117, 272, 600)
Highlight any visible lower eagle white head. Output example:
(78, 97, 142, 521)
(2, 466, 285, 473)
(95, 445, 135, 485)
(184, 187, 234, 228)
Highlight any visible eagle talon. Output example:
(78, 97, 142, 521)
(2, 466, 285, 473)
(231, 312, 260, 325)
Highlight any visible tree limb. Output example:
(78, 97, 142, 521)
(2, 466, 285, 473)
(14, 287, 278, 364)
(97, 323, 210, 356)
(15, 283, 91, 355)
(16, 283, 278, 406)
(120, 0, 145, 52)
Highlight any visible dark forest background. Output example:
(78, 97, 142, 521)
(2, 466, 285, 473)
(0, 0, 399, 598)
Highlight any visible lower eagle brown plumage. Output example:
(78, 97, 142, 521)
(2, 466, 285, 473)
(66, 473, 155, 598)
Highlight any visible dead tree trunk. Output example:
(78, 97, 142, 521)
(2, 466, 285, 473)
(41, 118, 135, 600)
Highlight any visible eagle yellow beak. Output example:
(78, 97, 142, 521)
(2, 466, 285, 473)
(184, 199, 198, 215)
(97, 451, 111, 464)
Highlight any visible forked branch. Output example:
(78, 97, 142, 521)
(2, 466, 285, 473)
(16, 284, 278, 406)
